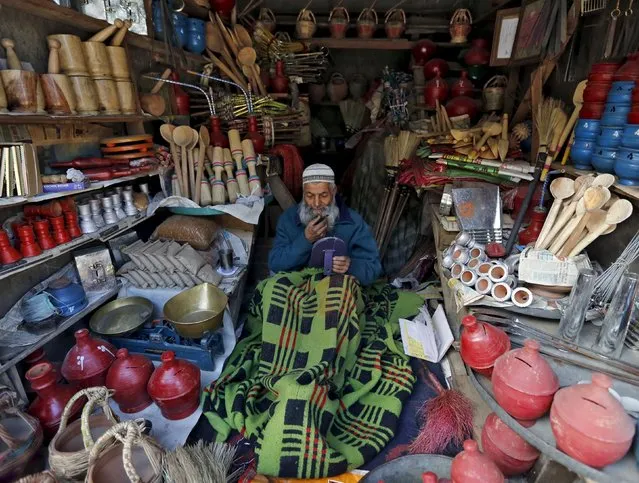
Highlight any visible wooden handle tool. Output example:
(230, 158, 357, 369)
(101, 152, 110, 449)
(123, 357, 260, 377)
(47, 38, 61, 74)
(111, 19, 133, 46)
(1, 39, 21, 70)
(88, 19, 123, 42)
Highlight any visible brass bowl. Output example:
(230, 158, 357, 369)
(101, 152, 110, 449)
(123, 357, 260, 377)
(90, 297, 153, 336)
(163, 283, 228, 339)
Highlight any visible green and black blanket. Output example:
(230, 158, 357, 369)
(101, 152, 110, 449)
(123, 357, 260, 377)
(199, 269, 423, 478)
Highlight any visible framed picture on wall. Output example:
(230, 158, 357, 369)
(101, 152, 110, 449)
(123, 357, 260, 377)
(490, 7, 521, 66)
(509, 0, 554, 65)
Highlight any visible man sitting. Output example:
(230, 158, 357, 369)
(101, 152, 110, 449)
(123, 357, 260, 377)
(268, 163, 382, 285)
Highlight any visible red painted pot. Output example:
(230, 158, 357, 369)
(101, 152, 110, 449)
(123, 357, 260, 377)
(613, 53, 639, 81)
(580, 102, 606, 119)
(492, 339, 558, 426)
(61, 328, 116, 388)
(519, 207, 547, 245)
(450, 71, 474, 98)
(591, 61, 622, 74)
(451, 440, 504, 483)
(0, 228, 22, 264)
(106, 348, 154, 414)
(32, 219, 57, 250)
(583, 83, 612, 103)
(629, 111, 639, 124)
(64, 211, 82, 239)
(588, 72, 614, 83)
(271, 60, 289, 94)
(464, 39, 490, 66)
(170, 72, 190, 115)
(59, 197, 76, 213)
(550, 373, 635, 468)
(481, 413, 540, 476)
(26, 362, 82, 439)
(412, 39, 436, 65)
(460, 315, 510, 377)
(423, 58, 449, 80)
(23, 201, 62, 218)
(17, 225, 42, 258)
(209, 115, 229, 148)
(49, 215, 71, 245)
(445, 96, 480, 120)
(329, 7, 349, 39)
(148, 351, 200, 420)
(424, 73, 449, 109)
(209, 0, 234, 18)
(245, 115, 265, 154)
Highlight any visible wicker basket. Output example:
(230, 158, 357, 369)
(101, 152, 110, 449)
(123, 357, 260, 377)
(450, 8, 472, 44)
(483, 75, 508, 111)
(14, 471, 57, 483)
(329, 6, 350, 39)
(357, 8, 378, 39)
(48, 387, 119, 481)
(257, 8, 276, 33)
(385, 8, 406, 39)
(296, 9, 317, 40)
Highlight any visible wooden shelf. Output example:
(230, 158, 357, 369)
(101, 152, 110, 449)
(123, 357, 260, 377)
(552, 162, 639, 205)
(0, 113, 150, 125)
(0, 0, 206, 64)
(310, 38, 469, 50)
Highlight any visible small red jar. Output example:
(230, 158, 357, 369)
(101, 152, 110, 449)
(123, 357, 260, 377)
(17, 225, 42, 258)
(271, 60, 289, 94)
(519, 207, 547, 245)
(460, 315, 510, 377)
(49, 215, 71, 245)
(412, 39, 437, 65)
(451, 440, 504, 483)
(481, 413, 540, 476)
(61, 328, 116, 388)
(32, 219, 57, 250)
(450, 71, 474, 98)
(0, 228, 23, 264)
(424, 73, 449, 109)
(148, 351, 200, 420)
(423, 58, 449, 80)
(464, 39, 490, 66)
(64, 211, 82, 239)
(106, 348, 155, 413)
(245, 115, 265, 154)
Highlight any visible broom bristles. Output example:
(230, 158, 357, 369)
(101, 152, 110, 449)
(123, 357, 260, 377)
(535, 97, 565, 148)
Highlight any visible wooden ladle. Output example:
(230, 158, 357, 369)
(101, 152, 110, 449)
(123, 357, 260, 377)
(559, 186, 612, 257)
(173, 126, 194, 199)
(160, 124, 184, 195)
(534, 177, 575, 249)
(569, 199, 633, 257)
(237, 47, 267, 96)
(549, 198, 586, 255)
(592, 173, 615, 188)
(195, 126, 210, 205)
(205, 20, 247, 90)
(187, 128, 199, 198)
(555, 80, 587, 161)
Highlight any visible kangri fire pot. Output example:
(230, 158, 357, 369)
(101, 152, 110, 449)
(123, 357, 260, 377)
(460, 315, 510, 377)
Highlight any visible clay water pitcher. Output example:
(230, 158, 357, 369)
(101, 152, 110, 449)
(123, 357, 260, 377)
(61, 329, 116, 389)
(26, 362, 82, 439)
(460, 315, 510, 377)
(450, 71, 474, 98)
(451, 440, 504, 483)
(106, 349, 154, 414)
(550, 373, 635, 468)
(147, 351, 200, 420)
(271, 60, 289, 94)
(492, 339, 559, 426)
(412, 39, 436, 65)
(424, 73, 449, 109)
(245, 115, 265, 154)
(464, 38, 490, 66)
(481, 413, 540, 476)
(423, 58, 449, 80)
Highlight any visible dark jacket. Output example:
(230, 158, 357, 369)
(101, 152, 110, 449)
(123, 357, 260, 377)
(268, 198, 382, 285)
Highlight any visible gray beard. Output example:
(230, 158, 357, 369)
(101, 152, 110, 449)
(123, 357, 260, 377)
(298, 201, 339, 232)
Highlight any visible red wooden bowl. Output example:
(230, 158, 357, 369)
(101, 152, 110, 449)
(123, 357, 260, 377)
(591, 61, 622, 74)
(583, 84, 612, 103)
(628, 111, 639, 124)
(588, 72, 614, 82)
(580, 102, 605, 119)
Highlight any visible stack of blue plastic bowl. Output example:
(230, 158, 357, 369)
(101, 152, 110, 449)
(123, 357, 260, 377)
(615, 83, 639, 185)
(572, 119, 599, 169)
(591, 81, 635, 173)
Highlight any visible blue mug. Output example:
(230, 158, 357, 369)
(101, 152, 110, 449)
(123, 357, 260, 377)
(597, 125, 623, 148)
(622, 124, 639, 149)
(575, 119, 600, 140)
(615, 147, 639, 185)
(591, 153, 616, 174)
(187, 18, 206, 54)
(607, 82, 634, 103)
(171, 12, 188, 48)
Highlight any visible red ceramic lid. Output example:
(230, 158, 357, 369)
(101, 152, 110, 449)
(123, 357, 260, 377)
(460, 315, 510, 370)
(483, 413, 540, 462)
(61, 328, 116, 381)
(147, 351, 200, 400)
(493, 340, 559, 396)
(422, 472, 438, 483)
(451, 440, 504, 483)
(551, 373, 634, 444)
(107, 348, 153, 379)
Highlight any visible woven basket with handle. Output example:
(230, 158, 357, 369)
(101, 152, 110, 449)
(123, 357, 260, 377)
(296, 9, 317, 39)
(483, 75, 508, 111)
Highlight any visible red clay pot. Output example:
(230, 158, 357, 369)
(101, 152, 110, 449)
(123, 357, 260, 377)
(0, 228, 22, 264)
(424, 73, 449, 109)
(481, 413, 540, 476)
(170, 72, 190, 115)
(518, 207, 547, 245)
(23, 201, 62, 218)
(591, 61, 622, 74)
(49, 215, 71, 245)
(588, 72, 614, 83)
(423, 58, 449, 80)
(550, 373, 635, 468)
(412, 39, 437, 65)
(209, 115, 229, 148)
(148, 351, 200, 420)
(492, 339, 559, 426)
(464, 39, 490, 66)
(613, 53, 639, 81)
(629, 111, 639, 124)
(445, 96, 480, 120)
(271, 60, 289, 94)
(460, 315, 510, 377)
(583, 83, 612, 103)
(61, 328, 116, 389)
(26, 362, 82, 439)
(451, 439, 504, 483)
(64, 211, 82, 239)
(209, 0, 235, 18)
(59, 197, 76, 213)
(450, 71, 474, 98)
(17, 225, 42, 258)
(32, 219, 57, 250)
(106, 348, 154, 414)
(580, 102, 606, 119)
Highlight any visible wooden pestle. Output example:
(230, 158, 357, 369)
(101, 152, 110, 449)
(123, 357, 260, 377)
(211, 146, 226, 205)
(111, 19, 133, 46)
(241, 139, 263, 197)
(88, 19, 123, 43)
(223, 148, 239, 203)
(1, 39, 22, 70)
(228, 129, 250, 197)
(47, 39, 61, 74)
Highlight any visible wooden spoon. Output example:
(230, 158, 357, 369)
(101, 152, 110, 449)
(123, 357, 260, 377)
(534, 177, 575, 249)
(160, 124, 184, 195)
(173, 126, 193, 199)
(237, 46, 267, 96)
(195, 126, 210, 205)
(592, 173, 615, 188)
(187, 128, 199, 199)
(559, 186, 611, 257)
(205, 20, 247, 89)
(569, 199, 633, 257)
(470, 122, 502, 158)
(554, 80, 587, 161)
(498, 113, 509, 162)
(549, 198, 586, 255)
(234, 24, 252, 48)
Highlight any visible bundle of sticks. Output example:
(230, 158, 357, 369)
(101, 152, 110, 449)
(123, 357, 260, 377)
(374, 131, 420, 258)
(253, 24, 306, 59)
(275, 50, 330, 84)
(226, 111, 310, 147)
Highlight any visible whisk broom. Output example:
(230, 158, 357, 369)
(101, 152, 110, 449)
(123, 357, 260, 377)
(536, 97, 566, 180)
(162, 441, 239, 483)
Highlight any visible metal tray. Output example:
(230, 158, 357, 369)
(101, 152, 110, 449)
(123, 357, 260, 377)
(360, 454, 453, 482)
(89, 296, 153, 336)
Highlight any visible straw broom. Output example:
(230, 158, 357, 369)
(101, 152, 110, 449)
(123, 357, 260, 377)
(162, 441, 239, 483)
(374, 135, 399, 240)
(535, 97, 566, 180)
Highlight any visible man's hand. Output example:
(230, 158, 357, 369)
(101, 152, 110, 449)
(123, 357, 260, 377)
(304, 216, 328, 243)
(332, 256, 351, 274)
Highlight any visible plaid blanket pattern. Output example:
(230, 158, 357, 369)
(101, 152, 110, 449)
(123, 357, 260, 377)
(201, 269, 422, 478)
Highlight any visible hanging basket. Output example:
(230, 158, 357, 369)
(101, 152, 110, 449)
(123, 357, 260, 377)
(450, 8, 472, 44)
(296, 9, 317, 40)
(357, 8, 378, 39)
(48, 387, 119, 481)
(329, 6, 350, 39)
(483, 75, 508, 111)
(385, 8, 406, 40)
(257, 8, 276, 33)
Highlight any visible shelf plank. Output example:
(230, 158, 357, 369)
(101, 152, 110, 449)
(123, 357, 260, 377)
(552, 162, 639, 205)
(0, 114, 149, 125)
(310, 38, 469, 50)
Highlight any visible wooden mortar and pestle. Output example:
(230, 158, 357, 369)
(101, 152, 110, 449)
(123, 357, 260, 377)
(110, 20, 137, 114)
(140, 68, 171, 116)
(83, 20, 122, 78)
(0, 38, 38, 113)
(40, 38, 77, 115)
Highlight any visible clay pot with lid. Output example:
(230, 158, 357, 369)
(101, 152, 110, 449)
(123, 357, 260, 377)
(106, 349, 154, 414)
(492, 339, 559, 426)
(613, 53, 639, 81)
(424, 73, 449, 109)
(451, 440, 504, 483)
(61, 329, 116, 389)
(460, 315, 510, 377)
(550, 373, 635, 467)
(464, 39, 490, 66)
(445, 96, 480, 121)
(423, 58, 449, 80)
(147, 351, 200, 420)
(412, 39, 436, 65)
(481, 413, 540, 476)
(450, 71, 475, 98)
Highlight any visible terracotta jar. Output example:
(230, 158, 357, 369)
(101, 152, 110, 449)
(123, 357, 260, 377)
(445, 96, 480, 120)
(519, 207, 547, 245)
(106, 349, 154, 414)
(492, 339, 559, 426)
(550, 373, 635, 468)
(147, 351, 200, 420)
(271, 60, 289, 94)
(450, 71, 475, 98)
(423, 58, 449, 80)
(424, 73, 449, 109)
(451, 440, 504, 483)
(61, 329, 116, 389)
(412, 39, 436, 65)
(481, 413, 540, 476)
(26, 362, 81, 438)
(460, 315, 510, 377)
(245, 115, 265, 154)
(464, 39, 490, 65)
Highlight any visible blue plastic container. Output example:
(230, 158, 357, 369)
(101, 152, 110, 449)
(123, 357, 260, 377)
(591, 153, 616, 173)
(622, 124, 639, 149)
(597, 125, 624, 148)
(171, 12, 188, 48)
(575, 119, 600, 140)
(615, 147, 639, 185)
(186, 18, 206, 54)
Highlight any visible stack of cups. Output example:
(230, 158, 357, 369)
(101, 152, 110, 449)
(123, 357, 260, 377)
(614, 56, 639, 185)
